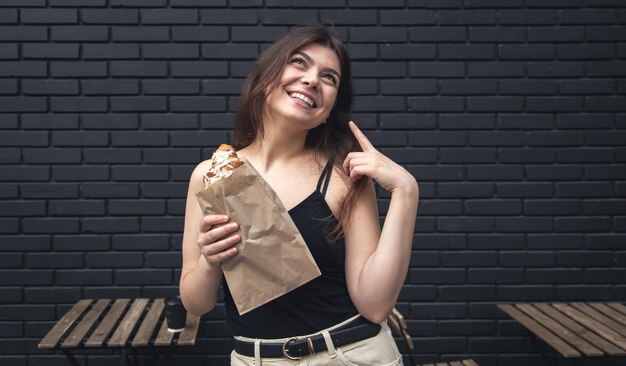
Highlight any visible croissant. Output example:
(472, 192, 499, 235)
(203, 144, 242, 188)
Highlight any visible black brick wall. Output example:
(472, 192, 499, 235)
(1, 1, 625, 366)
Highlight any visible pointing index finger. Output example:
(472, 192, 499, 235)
(348, 121, 374, 151)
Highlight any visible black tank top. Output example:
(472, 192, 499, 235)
(222, 159, 358, 338)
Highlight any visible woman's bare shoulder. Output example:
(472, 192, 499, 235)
(187, 159, 214, 193)
(191, 159, 213, 178)
(330, 163, 350, 190)
(324, 163, 351, 216)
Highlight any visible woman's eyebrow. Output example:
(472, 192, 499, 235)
(293, 51, 341, 79)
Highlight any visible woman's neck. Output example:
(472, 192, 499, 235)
(243, 120, 310, 175)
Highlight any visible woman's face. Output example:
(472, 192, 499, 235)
(264, 43, 341, 130)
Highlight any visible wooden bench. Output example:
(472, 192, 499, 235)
(422, 360, 478, 366)
(421, 360, 479, 366)
(38, 298, 200, 366)
(498, 302, 626, 358)
(387, 309, 478, 366)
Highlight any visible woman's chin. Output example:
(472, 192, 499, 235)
(278, 113, 323, 128)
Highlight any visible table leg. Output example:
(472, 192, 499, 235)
(155, 347, 174, 366)
(130, 348, 141, 366)
(529, 336, 555, 366)
(61, 349, 81, 366)
(121, 348, 128, 366)
(121, 348, 142, 366)
(531, 336, 590, 366)
(141, 347, 173, 366)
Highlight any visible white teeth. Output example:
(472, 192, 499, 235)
(289, 92, 315, 107)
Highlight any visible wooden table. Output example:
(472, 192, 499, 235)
(498, 302, 626, 358)
(38, 298, 200, 366)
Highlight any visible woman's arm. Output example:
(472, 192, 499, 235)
(342, 121, 419, 323)
(179, 161, 241, 316)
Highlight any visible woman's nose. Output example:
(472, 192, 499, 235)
(300, 71, 318, 88)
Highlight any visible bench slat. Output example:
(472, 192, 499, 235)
(62, 299, 110, 348)
(132, 298, 165, 347)
(108, 298, 149, 347)
(154, 319, 174, 347)
(553, 303, 626, 352)
(535, 303, 626, 356)
(517, 304, 603, 356)
(590, 303, 626, 327)
(85, 298, 130, 348)
(462, 361, 479, 366)
(607, 303, 626, 317)
(572, 303, 626, 336)
(177, 314, 200, 346)
(38, 299, 92, 349)
(420, 361, 477, 366)
(498, 304, 581, 358)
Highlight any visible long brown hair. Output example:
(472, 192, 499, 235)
(233, 24, 368, 242)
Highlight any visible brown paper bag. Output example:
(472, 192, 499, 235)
(195, 157, 321, 315)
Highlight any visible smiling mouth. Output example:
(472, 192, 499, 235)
(288, 92, 316, 108)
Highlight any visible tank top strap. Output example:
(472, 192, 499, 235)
(315, 158, 335, 198)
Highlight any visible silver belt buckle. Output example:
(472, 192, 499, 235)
(282, 337, 302, 360)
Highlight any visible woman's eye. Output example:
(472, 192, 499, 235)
(322, 73, 337, 85)
(290, 57, 306, 66)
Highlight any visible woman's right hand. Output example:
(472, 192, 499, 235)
(197, 215, 240, 266)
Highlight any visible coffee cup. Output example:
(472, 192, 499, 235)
(165, 295, 186, 333)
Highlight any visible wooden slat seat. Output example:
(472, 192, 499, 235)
(132, 298, 165, 347)
(177, 314, 201, 346)
(39, 299, 92, 349)
(38, 298, 200, 366)
(421, 359, 479, 366)
(62, 299, 110, 348)
(108, 298, 149, 347)
(85, 298, 130, 348)
(498, 302, 626, 359)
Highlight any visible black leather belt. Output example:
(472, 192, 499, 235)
(233, 316, 381, 360)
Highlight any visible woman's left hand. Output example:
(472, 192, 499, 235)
(343, 121, 418, 195)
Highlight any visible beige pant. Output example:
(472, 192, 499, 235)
(230, 315, 403, 366)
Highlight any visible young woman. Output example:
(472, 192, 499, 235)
(180, 24, 419, 365)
